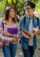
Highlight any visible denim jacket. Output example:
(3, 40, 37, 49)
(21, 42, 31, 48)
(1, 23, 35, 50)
(19, 15, 40, 50)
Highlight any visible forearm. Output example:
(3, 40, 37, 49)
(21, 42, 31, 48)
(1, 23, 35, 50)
(0, 35, 19, 43)
(4, 32, 14, 37)
(7, 33, 14, 37)
(0, 35, 12, 42)
(22, 32, 31, 39)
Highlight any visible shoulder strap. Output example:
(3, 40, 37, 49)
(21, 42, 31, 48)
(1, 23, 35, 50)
(24, 16, 26, 25)
(2, 22, 4, 30)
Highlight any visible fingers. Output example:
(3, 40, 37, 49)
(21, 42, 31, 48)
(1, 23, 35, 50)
(12, 38, 18, 43)
(33, 27, 39, 32)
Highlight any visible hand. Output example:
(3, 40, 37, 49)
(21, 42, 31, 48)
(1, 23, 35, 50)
(33, 27, 39, 32)
(4, 32, 10, 37)
(12, 38, 18, 43)
(31, 34, 35, 38)
(4, 32, 14, 37)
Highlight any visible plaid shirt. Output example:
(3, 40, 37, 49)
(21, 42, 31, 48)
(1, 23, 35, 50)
(0, 20, 19, 46)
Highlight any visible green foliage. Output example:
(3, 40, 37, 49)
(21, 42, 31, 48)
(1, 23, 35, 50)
(36, 0, 40, 13)
(0, 0, 26, 15)
(0, 0, 40, 16)
(31, 0, 40, 13)
(0, 0, 6, 14)
(31, 0, 38, 3)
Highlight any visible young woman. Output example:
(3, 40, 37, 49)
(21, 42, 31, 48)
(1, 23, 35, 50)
(0, 7, 19, 57)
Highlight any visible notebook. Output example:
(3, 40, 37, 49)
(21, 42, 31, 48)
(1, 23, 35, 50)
(22, 27, 40, 37)
(7, 27, 18, 34)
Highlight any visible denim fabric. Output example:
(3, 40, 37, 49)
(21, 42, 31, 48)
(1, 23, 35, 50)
(2, 43, 17, 57)
(19, 15, 39, 50)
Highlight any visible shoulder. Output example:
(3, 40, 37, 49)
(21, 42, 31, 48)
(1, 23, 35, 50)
(19, 15, 27, 22)
(20, 16, 24, 21)
(34, 16, 39, 22)
(34, 15, 39, 19)
(2, 20, 6, 24)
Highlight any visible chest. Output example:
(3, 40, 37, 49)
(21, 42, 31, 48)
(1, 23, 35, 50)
(4, 23, 18, 32)
(22, 18, 37, 30)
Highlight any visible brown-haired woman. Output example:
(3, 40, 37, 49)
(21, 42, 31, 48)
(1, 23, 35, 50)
(1, 7, 19, 57)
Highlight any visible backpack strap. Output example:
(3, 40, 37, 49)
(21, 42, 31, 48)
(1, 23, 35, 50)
(2, 21, 4, 31)
(24, 16, 26, 25)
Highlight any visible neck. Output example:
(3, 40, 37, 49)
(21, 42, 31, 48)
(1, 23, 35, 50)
(8, 17, 12, 22)
(29, 14, 34, 20)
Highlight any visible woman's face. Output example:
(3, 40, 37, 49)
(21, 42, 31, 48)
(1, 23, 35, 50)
(9, 8, 15, 18)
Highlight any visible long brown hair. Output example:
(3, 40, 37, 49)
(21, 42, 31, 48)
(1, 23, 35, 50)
(5, 7, 17, 22)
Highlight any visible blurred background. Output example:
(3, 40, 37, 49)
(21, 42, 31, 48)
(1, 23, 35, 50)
(0, 0, 40, 19)
(0, 0, 40, 57)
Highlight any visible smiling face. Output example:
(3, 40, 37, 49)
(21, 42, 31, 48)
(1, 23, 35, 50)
(26, 5, 35, 16)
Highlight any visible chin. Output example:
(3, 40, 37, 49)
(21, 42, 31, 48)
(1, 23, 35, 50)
(28, 13, 31, 16)
(27, 13, 30, 15)
(28, 14, 30, 16)
(12, 16, 14, 18)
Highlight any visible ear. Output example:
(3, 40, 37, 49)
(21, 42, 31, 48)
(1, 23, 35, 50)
(33, 8, 35, 12)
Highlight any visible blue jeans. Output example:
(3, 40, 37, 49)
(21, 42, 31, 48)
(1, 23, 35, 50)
(2, 43, 17, 57)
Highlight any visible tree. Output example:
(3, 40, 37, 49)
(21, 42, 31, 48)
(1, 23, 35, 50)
(0, 0, 40, 16)
(0, 0, 6, 14)
(0, 0, 26, 15)
(31, 0, 38, 3)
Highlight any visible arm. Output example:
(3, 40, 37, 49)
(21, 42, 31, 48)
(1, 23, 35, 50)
(33, 27, 39, 32)
(0, 35, 18, 43)
(19, 18, 32, 39)
(22, 32, 32, 39)
(4, 32, 14, 37)
(32, 19, 40, 38)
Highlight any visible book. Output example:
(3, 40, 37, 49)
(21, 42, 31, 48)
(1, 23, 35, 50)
(7, 28, 18, 34)
(22, 27, 40, 37)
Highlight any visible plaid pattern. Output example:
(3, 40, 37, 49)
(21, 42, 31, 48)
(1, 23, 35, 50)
(0, 21, 19, 47)
(0, 21, 3, 48)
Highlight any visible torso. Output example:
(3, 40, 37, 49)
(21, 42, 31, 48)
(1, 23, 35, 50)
(2, 20, 19, 45)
